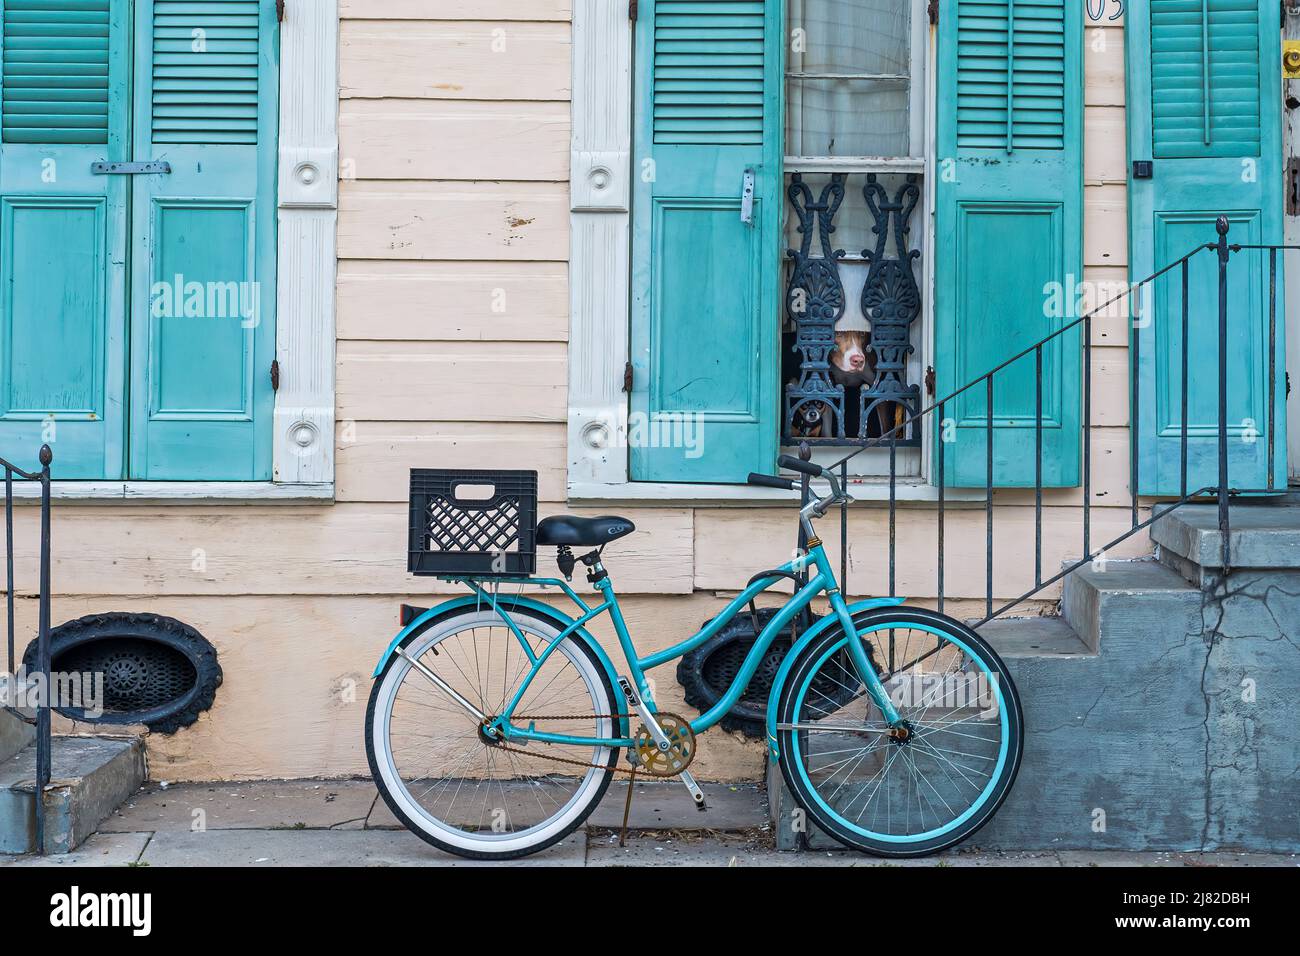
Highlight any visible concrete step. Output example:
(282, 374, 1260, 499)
(0, 710, 34, 765)
(1062, 560, 1200, 652)
(0, 735, 145, 854)
(975, 616, 1095, 659)
(1153, 501, 1300, 582)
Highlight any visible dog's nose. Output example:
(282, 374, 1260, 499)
(850, 355, 865, 369)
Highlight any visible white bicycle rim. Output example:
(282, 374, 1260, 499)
(371, 609, 615, 855)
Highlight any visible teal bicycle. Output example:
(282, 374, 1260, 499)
(367, 457, 1023, 860)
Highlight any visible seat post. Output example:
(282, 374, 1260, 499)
(579, 549, 606, 584)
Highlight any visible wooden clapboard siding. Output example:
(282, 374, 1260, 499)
(339, 100, 569, 181)
(339, 1, 573, 21)
(1085, 184, 1128, 268)
(338, 181, 569, 261)
(3, 505, 692, 596)
(336, 261, 568, 343)
(336, 340, 568, 423)
(1085, 107, 1127, 186)
(693, 505, 1149, 600)
(1078, 24, 1137, 548)
(336, 421, 568, 502)
(339, 20, 570, 101)
(1086, 23, 1125, 106)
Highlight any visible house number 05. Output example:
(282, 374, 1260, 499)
(1085, 0, 1124, 22)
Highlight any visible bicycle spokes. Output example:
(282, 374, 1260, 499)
(792, 625, 1007, 840)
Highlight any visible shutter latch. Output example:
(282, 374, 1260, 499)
(622, 362, 633, 393)
(739, 169, 755, 224)
(91, 161, 171, 175)
(270, 360, 280, 392)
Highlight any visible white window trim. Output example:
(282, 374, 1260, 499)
(26, 1, 338, 502)
(567, 0, 947, 504)
(272, 0, 337, 494)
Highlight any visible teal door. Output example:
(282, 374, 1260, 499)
(629, 0, 782, 483)
(0, 0, 276, 480)
(1128, 0, 1286, 494)
(128, 0, 277, 479)
(934, 0, 1083, 487)
(0, 0, 130, 477)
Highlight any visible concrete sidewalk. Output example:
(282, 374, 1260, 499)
(2, 779, 1296, 867)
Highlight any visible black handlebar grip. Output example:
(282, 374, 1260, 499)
(777, 454, 823, 477)
(747, 473, 795, 490)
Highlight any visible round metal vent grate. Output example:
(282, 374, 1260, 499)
(24, 612, 222, 733)
(57, 638, 198, 713)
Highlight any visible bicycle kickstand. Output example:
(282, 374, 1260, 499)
(619, 765, 638, 848)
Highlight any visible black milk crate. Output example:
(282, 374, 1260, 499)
(408, 469, 538, 577)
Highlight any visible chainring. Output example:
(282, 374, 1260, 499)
(632, 712, 697, 777)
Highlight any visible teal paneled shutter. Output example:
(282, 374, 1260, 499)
(1129, 0, 1285, 493)
(0, 0, 129, 477)
(629, 0, 781, 483)
(128, 0, 276, 479)
(935, 0, 1082, 487)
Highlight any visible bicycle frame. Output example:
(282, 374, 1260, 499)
(400, 541, 906, 750)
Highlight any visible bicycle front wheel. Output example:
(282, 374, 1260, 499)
(776, 607, 1023, 856)
(366, 608, 619, 860)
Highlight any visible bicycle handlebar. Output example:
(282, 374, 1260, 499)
(746, 461, 849, 515)
(777, 454, 822, 477)
(746, 472, 795, 490)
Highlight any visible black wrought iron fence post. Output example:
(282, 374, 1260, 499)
(1215, 216, 1231, 570)
(35, 443, 52, 855)
(1, 444, 53, 854)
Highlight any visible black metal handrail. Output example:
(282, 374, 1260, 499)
(2, 444, 52, 853)
(822, 216, 1288, 625)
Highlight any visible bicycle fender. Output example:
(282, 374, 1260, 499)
(764, 596, 906, 760)
(371, 594, 630, 735)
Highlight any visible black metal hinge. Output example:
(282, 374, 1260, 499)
(622, 362, 633, 393)
(928, 0, 939, 26)
(629, 0, 638, 22)
(270, 359, 280, 392)
(925, 365, 936, 396)
(276, 0, 285, 23)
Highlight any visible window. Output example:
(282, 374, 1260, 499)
(782, 0, 929, 478)
(569, 0, 1084, 497)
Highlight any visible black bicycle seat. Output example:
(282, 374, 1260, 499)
(536, 515, 635, 547)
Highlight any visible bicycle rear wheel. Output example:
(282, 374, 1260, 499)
(366, 607, 618, 860)
(775, 607, 1022, 856)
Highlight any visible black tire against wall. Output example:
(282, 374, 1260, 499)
(675, 607, 821, 738)
(23, 612, 222, 734)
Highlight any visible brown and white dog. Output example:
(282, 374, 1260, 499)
(828, 330, 902, 439)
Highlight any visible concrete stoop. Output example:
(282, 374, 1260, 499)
(770, 502, 1300, 853)
(0, 729, 145, 854)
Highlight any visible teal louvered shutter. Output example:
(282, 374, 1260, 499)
(1150, 0, 1261, 159)
(0, 0, 129, 477)
(629, 0, 782, 483)
(128, 0, 277, 479)
(935, 0, 1082, 487)
(1129, 0, 1285, 493)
